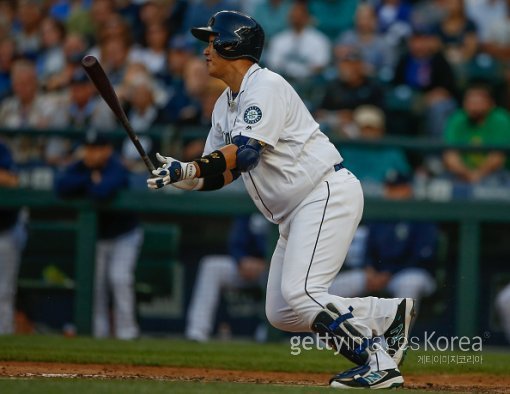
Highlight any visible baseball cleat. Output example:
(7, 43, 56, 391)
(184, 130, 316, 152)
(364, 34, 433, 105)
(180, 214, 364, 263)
(329, 364, 404, 389)
(383, 298, 416, 366)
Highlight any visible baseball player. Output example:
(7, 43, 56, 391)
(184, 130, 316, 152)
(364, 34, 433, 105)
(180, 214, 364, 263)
(56, 132, 143, 340)
(148, 10, 415, 389)
(186, 213, 269, 342)
(0, 141, 27, 335)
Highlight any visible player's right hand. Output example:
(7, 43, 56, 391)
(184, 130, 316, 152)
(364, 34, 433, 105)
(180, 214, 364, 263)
(147, 153, 197, 189)
(147, 153, 182, 189)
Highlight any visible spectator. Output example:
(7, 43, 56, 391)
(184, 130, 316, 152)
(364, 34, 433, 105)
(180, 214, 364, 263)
(336, 3, 394, 75)
(339, 105, 411, 189)
(181, 0, 240, 36)
(266, 0, 331, 81)
(157, 36, 198, 124)
(412, 0, 448, 31)
(375, 0, 412, 51)
(99, 37, 131, 86)
(0, 0, 16, 38)
(136, 22, 169, 75)
(48, 0, 80, 22)
(0, 59, 61, 164)
(482, 0, 510, 60)
(121, 73, 164, 168)
(64, 1, 93, 37)
(392, 25, 457, 137)
(252, 0, 291, 43)
(61, 68, 116, 131)
(183, 60, 227, 126)
(12, 0, 43, 58)
(466, 0, 508, 44)
(87, 13, 134, 65)
(481, 0, 510, 107)
(317, 48, 385, 137)
(329, 172, 438, 305)
(0, 37, 15, 101)
(138, 0, 187, 41)
(309, 0, 358, 40)
(45, 32, 89, 91)
(137, 0, 170, 43)
(496, 283, 510, 343)
(178, 56, 215, 125)
(166, 0, 189, 38)
(88, 0, 117, 43)
(55, 132, 143, 340)
(0, 59, 58, 129)
(433, 0, 478, 67)
(178, 58, 227, 160)
(114, 0, 142, 37)
(118, 61, 168, 110)
(46, 68, 117, 165)
(0, 141, 27, 335)
(37, 17, 67, 88)
(186, 214, 269, 342)
(443, 83, 510, 184)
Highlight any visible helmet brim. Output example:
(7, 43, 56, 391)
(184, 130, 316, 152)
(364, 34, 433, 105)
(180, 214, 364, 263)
(191, 26, 217, 43)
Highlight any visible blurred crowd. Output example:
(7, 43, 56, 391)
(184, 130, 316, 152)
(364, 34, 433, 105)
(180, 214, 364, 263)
(0, 0, 509, 194)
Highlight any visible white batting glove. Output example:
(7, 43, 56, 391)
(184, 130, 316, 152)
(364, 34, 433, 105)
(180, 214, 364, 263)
(147, 153, 197, 189)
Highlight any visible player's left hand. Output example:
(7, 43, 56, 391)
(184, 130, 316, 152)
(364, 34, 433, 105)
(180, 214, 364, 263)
(147, 153, 196, 189)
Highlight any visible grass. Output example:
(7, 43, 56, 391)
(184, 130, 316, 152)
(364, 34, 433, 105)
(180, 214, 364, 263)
(0, 379, 473, 394)
(0, 335, 507, 376)
(0, 336, 507, 393)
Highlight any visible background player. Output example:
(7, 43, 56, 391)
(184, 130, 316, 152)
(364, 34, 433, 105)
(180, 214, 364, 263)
(329, 171, 438, 307)
(0, 141, 26, 335)
(56, 132, 143, 340)
(147, 10, 415, 389)
(186, 213, 269, 342)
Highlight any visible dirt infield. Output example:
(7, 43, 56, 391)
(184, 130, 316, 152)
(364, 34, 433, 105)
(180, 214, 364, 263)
(1, 361, 509, 393)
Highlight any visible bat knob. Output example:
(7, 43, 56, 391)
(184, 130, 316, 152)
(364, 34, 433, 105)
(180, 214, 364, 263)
(81, 55, 98, 68)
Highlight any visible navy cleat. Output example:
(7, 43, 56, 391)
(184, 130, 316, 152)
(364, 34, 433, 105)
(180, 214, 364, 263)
(383, 298, 416, 366)
(329, 364, 404, 389)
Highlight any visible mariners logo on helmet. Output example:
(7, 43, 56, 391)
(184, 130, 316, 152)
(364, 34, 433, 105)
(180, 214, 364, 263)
(244, 106, 262, 124)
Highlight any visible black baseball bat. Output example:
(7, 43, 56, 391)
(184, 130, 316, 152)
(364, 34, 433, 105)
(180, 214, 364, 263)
(81, 55, 156, 174)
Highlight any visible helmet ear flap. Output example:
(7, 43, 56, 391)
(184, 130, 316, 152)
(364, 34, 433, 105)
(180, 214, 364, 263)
(214, 35, 240, 58)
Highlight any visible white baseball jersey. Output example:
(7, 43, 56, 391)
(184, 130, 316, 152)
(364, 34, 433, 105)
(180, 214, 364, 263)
(203, 63, 342, 223)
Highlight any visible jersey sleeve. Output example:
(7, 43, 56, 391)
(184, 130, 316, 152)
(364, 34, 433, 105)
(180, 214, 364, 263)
(202, 108, 226, 155)
(202, 126, 222, 155)
(230, 83, 285, 148)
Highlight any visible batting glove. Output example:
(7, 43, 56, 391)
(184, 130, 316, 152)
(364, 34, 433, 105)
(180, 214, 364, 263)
(147, 153, 197, 189)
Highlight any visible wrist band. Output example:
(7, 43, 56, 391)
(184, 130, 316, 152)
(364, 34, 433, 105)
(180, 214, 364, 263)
(194, 150, 227, 178)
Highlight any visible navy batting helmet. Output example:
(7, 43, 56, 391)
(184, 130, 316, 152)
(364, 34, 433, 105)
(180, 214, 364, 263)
(191, 10, 265, 63)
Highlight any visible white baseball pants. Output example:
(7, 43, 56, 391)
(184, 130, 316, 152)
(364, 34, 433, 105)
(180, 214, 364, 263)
(329, 268, 437, 303)
(0, 223, 25, 335)
(93, 227, 143, 340)
(185, 255, 240, 342)
(186, 255, 267, 341)
(265, 168, 400, 338)
(496, 283, 510, 343)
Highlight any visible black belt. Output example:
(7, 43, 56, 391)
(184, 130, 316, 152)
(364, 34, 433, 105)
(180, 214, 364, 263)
(334, 163, 344, 172)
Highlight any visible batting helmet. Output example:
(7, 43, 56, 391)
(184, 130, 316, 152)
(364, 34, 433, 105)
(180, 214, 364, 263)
(191, 10, 265, 63)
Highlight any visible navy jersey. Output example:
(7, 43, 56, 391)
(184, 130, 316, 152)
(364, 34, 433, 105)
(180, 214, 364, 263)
(228, 214, 269, 264)
(55, 154, 139, 239)
(365, 221, 438, 274)
(0, 142, 19, 232)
